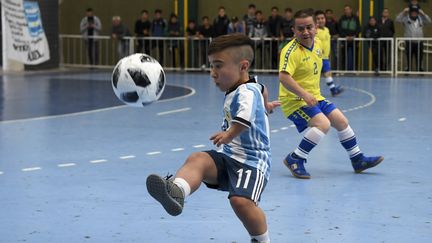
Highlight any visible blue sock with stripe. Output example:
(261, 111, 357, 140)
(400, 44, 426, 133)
(294, 127, 325, 159)
(337, 125, 362, 161)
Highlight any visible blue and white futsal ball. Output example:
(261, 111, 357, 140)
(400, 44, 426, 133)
(112, 53, 165, 107)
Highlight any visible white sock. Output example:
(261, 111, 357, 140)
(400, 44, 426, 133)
(251, 230, 270, 243)
(173, 177, 191, 197)
(294, 127, 326, 159)
(325, 76, 335, 88)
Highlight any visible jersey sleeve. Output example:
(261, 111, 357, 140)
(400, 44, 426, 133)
(279, 44, 298, 76)
(231, 88, 257, 128)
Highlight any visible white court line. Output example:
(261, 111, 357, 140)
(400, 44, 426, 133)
(280, 127, 289, 130)
(57, 163, 76, 168)
(90, 159, 107, 164)
(398, 117, 407, 122)
(0, 171, 3, 175)
(0, 84, 195, 124)
(271, 129, 279, 133)
(147, 151, 161, 155)
(193, 144, 206, 148)
(290, 124, 296, 127)
(157, 107, 191, 116)
(171, 148, 184, 152)
(120, 155, 136, 159)
(22, 167, 41, 172)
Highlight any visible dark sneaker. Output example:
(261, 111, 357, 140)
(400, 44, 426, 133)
(283, 153, 311, 179)
(146, 174, 184, 216)
(331, 85, 344, 97)
(351, 154, 384, 173)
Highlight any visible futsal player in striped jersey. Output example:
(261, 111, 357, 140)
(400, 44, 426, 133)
(147, 34, 274, 243)
(278, 9, 383, 179)
(314, 10, 344, 97)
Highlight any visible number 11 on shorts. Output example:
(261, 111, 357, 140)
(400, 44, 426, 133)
(236, 169, 252, 189)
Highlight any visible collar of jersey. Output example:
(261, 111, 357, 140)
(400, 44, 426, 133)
(296, 38, 315, 52)
(225, 77, 256, 95)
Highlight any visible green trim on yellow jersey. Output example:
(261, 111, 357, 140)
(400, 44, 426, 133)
(278, 38, 325, 117)
(316, 26, 331, 59)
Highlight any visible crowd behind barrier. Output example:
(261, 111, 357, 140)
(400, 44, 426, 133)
(59, 35, 432, 76)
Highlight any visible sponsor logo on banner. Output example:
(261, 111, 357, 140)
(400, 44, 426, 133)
(2, 0, 50, 64)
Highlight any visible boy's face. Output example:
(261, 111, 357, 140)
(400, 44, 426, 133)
(293, 16, 316, 45)
(209, 48, 244, 92)
(316, 14, 326, 28)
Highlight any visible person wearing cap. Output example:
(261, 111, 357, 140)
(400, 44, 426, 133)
(396, 6, 431, 72)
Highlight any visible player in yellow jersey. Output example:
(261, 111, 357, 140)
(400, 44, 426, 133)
(278, 9, 383, 179)
(315, 10, 343, 96)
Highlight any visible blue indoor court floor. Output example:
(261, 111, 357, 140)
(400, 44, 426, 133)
(0, 71, 431, 243)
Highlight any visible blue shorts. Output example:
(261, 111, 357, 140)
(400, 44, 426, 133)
(204, 150, 267, 204)
(288, 100, 337, 133)
(322, 59, 331, 73)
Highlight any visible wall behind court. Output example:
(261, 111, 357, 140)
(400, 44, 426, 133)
(59, 0, 172, 35)
(59, 0, 431, 37)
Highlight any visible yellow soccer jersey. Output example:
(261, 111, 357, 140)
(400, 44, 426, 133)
(316, 26, 330, 59)
(278, 37, 325, 116)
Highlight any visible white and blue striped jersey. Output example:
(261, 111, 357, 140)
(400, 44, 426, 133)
(221, 78, 271, 179)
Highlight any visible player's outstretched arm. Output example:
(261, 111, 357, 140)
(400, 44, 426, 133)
(279, 71, 317, 107)
(210, 123, 248, 147)
(262, 84, 281, 113)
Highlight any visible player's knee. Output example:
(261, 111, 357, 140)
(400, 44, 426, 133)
(184, 152, 209, 166)
(316, 119, 331, 133)
(229, 196, 254, 212)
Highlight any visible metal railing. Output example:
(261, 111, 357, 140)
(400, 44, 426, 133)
(335, 37, 394, 75)
(59, 35, 432, 76)
(395, 37, 432, 76)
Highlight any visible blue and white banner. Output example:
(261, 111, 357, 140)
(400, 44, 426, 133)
(1, 0, 50, 65)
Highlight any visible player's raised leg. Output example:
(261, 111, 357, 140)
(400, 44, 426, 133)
(327, 109, 384, 172)
(146, 151, 218, 216)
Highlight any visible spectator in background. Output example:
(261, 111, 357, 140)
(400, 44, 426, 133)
(243, 4, 257, 37)
(268, 6, 283, 69)
(151, 9, 167, 65)
(280, 7, 294, 40)
(325, 9, 339, 70)
(213, 6, 229, 37)
(80, 8, 102, 65)
(378, 8, 394, 71)
(167, 13, 184, 68)
(198, 16, 214, 69)
(363, 16, 381, 75)
(186, 20, 199, 68)
(134, 10, 151, 54)
(111, 16, 131, 59)
(250, 10, 268, 69)
(228, 16, 245, 34)
(396, 6, 431, 72)
(338, 5, 361, 71)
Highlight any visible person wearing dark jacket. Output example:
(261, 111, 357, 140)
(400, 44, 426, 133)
(363, 17, 381, 74)
(338, 5, 361, 71)
(213, 6, 229, 37)
(134, 10, 151, 54)
(378, 8, 394, 71)
(268, 6, 282, 69)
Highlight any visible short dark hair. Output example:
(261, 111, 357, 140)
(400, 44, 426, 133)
(86, 8, 93, 12)
(285, 8, 293, 13)
(155, 9, 162, 14)
(314, 10, 325, 17)
(248, 4, 256, 9)
(294, 8, 315, 20)
(141, 10, 148, 14)
(271, 6, 279, 11)
(208, 33, 254, 62)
